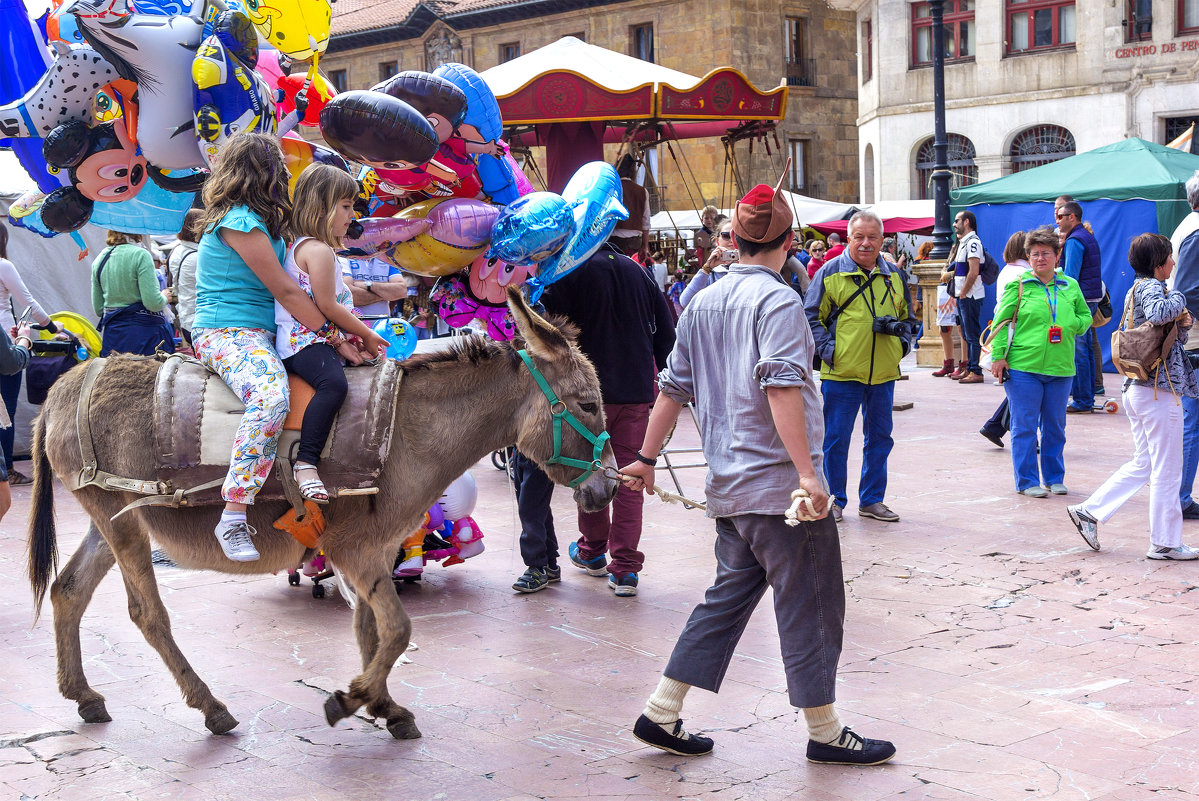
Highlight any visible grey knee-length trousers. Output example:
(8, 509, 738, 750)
(663, 513, 845, 709)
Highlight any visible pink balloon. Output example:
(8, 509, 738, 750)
(427, 198, 501, 248)
(344, 216, 431, 251)
(508, 153, 535, 197)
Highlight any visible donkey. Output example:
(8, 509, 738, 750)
(27, 295, 619, 739)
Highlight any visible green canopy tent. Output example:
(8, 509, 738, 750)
(950, 138, 1199, 369)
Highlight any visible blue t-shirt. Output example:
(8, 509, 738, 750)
(193, 205, 287, 331)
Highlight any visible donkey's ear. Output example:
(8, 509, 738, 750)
(507, 287, 571, 360)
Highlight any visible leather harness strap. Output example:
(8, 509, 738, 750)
(69, 356, 227, 520)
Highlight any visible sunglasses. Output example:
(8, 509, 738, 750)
(1054, 211, 1069, 219)
(719, 231, 733, 239)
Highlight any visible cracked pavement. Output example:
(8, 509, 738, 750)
(1, 358, 1196, 800)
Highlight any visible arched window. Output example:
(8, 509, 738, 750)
(914, 134, 977, 200)
(1009, 125, 1075, 172)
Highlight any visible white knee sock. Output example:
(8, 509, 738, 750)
(804, 704, 855, 746)
(643, 676, 691, 724)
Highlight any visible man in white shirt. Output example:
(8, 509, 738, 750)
(342, 257, 408, 318)
(951, 211, 985, 384)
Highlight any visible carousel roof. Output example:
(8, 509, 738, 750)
(481, 37, 788, 128)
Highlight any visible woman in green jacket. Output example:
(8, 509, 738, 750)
(91, 230, 174, 356)
(990, 226, 1092, 497)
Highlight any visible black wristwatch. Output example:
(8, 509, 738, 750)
(634, 451, 657, 466)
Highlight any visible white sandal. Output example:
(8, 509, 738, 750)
(294, 463, 330, 503)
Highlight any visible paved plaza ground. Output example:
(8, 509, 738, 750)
(1, 357, 1197, 801)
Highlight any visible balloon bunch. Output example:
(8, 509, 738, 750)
(0, 0, 341, 236)
(394, 472, 485, 578)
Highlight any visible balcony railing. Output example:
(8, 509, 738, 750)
(786, 58, 816, 87)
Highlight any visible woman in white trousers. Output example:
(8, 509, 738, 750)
(1067, 233, 1199, 560)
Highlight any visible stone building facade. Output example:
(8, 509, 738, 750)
(319, 0, 861, 209)
(829, 0, 1199, 202)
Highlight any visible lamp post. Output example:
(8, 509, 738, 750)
(928, 0, 953, 259)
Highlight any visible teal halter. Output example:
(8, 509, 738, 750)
(517, 349, 611, 488)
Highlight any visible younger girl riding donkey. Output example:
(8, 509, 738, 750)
(192, 133, 386, 561)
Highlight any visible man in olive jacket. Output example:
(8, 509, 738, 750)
(805, 211, 916, 524)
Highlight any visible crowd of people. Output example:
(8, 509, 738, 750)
(8, 132, 1199, 769)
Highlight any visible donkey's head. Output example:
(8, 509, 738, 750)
(508, 290, 619, 512)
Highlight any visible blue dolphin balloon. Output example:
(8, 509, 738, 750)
(486, 192, 575, 267)
(533, 162, 627, 290)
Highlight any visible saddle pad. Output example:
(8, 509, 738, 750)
(153, 355, 403, 503)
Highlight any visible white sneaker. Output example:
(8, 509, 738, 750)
(1146, 543, 1199, 561)
(1067, 505, 1099, 551)
(216, 521, 260, 562)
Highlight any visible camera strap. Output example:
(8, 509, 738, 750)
(826, 272, 877, 328)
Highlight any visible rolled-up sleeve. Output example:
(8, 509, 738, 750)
(754, 295, 811, 390)
(657, 309, 695, 404)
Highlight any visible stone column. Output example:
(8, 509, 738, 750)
(911, 259, 959, 367)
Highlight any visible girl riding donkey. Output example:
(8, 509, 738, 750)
(277, 164, 388, 503)
(192, 133, 383, 563)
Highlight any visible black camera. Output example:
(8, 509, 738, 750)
(871, 315, 908, 338)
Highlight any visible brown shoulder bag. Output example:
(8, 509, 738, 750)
(1110, 280, 1179, 382)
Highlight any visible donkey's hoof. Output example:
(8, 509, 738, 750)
(78, 698, 112, 724)
(324, 691, 352, 727)
(386, 716, 421, 740)
(205, 709, 239, 735)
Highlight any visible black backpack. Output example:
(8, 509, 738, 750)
(980, 250, 1001, 285)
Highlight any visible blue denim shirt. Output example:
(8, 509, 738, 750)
(658, 263, 826, 518)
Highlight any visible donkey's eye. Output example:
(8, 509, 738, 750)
(580, 402, 598, 414)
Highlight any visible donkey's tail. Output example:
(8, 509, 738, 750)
(27, 411, 58, 623)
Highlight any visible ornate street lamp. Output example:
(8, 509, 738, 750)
(928, 0, 953, 259)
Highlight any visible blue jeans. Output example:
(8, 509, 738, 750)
(957, 296, 983, 375)
(1005, 369, 1071, 491)
(1070, 303, 1099, 410)
(821, 379, 895, 509)
(1180, 394, 1199, 507)
(0, 371, 22, 472)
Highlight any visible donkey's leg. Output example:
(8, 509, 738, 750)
(353, 600, 379, 671)
(100, 519, 239, 735)
(323, 557, 419, 739)
(51, 522, 116, 723)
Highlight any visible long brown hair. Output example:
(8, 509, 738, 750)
(199, 133, 291, 241)
(0, 220, 8, 260)
(290, 164, 358, 249)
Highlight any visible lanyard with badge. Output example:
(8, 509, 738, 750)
(1043, 280, 1062, 344)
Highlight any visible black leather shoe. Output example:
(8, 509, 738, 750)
(806, 727, 896, 766)
(1182, 502, 1199, 520)
(632, 714, 713, 756)
(979, 427, 1005, 448)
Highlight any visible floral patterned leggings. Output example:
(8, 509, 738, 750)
(193, 328, 290, 504)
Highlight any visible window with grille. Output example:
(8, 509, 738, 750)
(789, 140, 808, 191)
(785, 18, 816, 86)
(630, 24, 654, 63)
(1006, 0, 1076, 54)
(912, 1, 975, 66)
(1009, 125, 1076, 172)
(914, 134, 978, 200)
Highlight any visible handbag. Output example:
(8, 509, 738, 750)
(1091, 288, 1113, 328)
(1110, 280, 1179, 382)
(981, 281, 1024, 366)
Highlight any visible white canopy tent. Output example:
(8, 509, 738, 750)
(482, 36, 702, 96)
(650, 191, 857, 235)
(3, 151, 107, 454)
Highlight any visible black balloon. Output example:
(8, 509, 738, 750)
(319, 90, 439, 167)
(372, 71, 467, 128)
(40, 186, 92, 233)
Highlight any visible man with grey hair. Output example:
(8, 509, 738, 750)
(1171, 170, 1199, 518)
(806, 211, 916, 524)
